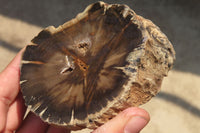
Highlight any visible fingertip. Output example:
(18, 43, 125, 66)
(124, 116, 149, 133)
(93, 107, 150, 133)
(123, 107, 150, 133)
(121, 107, 150, 122)
(120, 107, 150, 133)
(1, 48, 24, 75)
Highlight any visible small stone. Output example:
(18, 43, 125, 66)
(20, 1, 175, 130)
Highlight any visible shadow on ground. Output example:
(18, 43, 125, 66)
(0, 40, 21, 53)
(156, 92, 200, 118)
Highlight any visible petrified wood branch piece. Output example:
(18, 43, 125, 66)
(20, 1, 175, 130)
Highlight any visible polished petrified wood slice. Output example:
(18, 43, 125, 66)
(20, 1, 175, 130)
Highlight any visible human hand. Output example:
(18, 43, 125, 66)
(0, 49, 150, 133)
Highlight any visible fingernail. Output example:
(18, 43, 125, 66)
(124, 116, 148, 133)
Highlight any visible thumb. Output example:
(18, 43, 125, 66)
(93, 107, 150, 133)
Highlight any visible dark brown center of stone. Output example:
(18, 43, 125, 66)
(20, 2, 143, 125)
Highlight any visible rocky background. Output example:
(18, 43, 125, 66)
(0, 0, 199, 133)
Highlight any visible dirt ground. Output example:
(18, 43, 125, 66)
(0, 0, 200, 133)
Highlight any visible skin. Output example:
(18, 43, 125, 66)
(0, 49, 150, 133)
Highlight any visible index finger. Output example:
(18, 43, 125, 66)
(0, 49, 24, 131)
